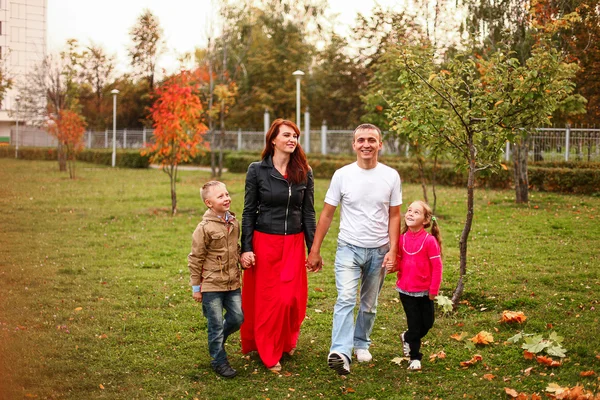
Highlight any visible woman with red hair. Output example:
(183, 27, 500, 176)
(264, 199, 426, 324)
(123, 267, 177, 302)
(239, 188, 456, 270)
(240, 119, 316, 372)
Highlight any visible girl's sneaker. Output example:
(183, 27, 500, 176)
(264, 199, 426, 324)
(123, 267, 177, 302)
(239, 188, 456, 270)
(407, 359, 422, 371)
(401, 332, 410, 357)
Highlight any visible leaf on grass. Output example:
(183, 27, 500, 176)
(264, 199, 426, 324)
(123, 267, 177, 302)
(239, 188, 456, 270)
(429, 351, 446, 362)
(536, 355, 561, 367)
(435, 295, 454, 313)
(523, 350, 535, 360)
(391, 357, 405, 365)
(521, 335, 549, 353)
(99, 384, 105, 390)
(501, 310, 527, 324)
(470, 331, 494, 345)
(523, 367, 534, 376)
(531, 394, 542, 400)
(545, 383, 566, 393)
(314, 287, 323, 292)
(314, 309, 323, 313)
(579, 370, 596, 377)
(546, 344, 567, 358)
(450, 332, 468, 341)
(74, 307, 83, 312)
(482, 374, 495, 381)
(460, 354, 482, 367)
(504, 387, 519, 398)
(548, 331, 564, 345)
(507, 332, 524, 343)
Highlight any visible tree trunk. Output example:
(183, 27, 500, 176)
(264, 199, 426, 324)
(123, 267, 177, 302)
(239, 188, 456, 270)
(210, 129, 217, 178)
(217, 100, 225, 178)
(432, 155, 438, 214)
(452, 141, 476, 308)
(169, 166, 178, 215)
(57, 143, 67, 172)
(413, 143, 429, 204)
(513, 140, 529, 204)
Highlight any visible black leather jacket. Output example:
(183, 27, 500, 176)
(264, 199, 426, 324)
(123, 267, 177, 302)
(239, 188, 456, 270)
(241, 156, 316, 253)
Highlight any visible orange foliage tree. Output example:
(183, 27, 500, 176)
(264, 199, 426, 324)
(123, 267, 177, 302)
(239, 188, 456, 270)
(144, 70, 208, 215)
(46, 110, 87, 179)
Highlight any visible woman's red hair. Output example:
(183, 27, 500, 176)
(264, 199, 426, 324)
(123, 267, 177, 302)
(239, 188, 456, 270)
(261, 119, 309, 184)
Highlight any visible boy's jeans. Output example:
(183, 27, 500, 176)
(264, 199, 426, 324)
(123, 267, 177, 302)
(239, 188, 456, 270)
(330, 240, 388, 360)
(202, 289, 244, 367)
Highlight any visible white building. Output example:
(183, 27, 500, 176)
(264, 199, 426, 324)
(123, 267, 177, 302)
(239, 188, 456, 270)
(0, 0, 47, 140)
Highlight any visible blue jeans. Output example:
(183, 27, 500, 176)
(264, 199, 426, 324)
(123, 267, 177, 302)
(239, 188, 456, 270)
(330, 240, 389, 360)
(202, 289, 244, 367)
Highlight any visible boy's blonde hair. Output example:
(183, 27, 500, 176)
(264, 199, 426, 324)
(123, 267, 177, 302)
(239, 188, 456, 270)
(200, 181, 225, 202)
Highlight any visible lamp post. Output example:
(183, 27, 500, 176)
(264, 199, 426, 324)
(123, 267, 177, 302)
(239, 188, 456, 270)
(292, 70, 304, 130)
(15, 96, 20, 159)
(111, 89, 119, 167)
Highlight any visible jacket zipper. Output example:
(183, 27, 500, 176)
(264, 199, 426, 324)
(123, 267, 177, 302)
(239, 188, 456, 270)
(271, 173, 292, 235)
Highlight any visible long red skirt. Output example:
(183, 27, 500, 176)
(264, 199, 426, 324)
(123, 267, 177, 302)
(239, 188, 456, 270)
(240, 230, 308, 368)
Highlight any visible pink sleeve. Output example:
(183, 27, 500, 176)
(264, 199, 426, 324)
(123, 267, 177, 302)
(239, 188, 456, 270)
(426, 237, 443, 296)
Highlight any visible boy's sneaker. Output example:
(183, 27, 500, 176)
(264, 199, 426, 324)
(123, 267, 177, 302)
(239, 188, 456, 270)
(354, 348, 372, 363)
(407, 359, 422, 371)
(213, 361, 237, 378)
(401, 331, 410, 357)
(328, 351, 351, 375)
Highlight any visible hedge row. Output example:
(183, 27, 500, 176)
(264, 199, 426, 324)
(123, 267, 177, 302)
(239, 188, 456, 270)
(225, 154, 599, 195)
(2, 147, 598, 194)
(0, 147, 150, 168)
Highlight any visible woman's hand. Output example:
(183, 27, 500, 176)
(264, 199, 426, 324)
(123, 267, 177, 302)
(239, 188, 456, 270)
(241, 251, 256, 269)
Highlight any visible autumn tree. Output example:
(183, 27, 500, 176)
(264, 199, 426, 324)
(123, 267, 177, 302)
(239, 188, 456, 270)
(386, 37, 583, 307)
(144, 70, 208, 215)
(16, 41, 83, 172)
(128, 9, 165, 91)
(78, 43, 116, 130)
(46, 110, 87, 179)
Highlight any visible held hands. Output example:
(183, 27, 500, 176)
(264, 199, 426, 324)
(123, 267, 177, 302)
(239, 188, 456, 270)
(306, 251, 323, 273)
(382, 251, 398, 274)
(240, 251, 256, 269)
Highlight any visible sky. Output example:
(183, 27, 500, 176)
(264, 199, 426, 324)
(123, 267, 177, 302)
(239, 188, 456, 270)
(47, 0, 402, 75)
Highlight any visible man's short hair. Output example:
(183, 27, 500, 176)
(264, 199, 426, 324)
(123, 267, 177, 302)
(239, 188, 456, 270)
(353, 123, 382, 141)
(201, 181, 225, 202)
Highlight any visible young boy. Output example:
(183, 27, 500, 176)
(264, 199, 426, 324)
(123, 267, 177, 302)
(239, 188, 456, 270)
(188, 181, 244, 378)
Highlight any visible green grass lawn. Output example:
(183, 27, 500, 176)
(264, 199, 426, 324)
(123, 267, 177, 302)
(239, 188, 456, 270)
(1, 158, 598, 400)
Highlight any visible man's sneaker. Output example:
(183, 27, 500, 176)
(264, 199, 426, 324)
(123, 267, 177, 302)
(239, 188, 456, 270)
(407, 359, 422, 371)
(354, 348, 373, 363)
(401, 331, 410, 357)
(328, 351, 351, 375)
(213, 361, 237, 378)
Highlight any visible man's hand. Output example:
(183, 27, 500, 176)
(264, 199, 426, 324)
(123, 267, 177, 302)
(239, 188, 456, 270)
(306, 251, 323, 272)
(193, 291, 203, 302)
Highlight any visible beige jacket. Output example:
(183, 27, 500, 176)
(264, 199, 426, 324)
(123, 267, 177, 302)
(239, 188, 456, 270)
(188, 209, 241, 292)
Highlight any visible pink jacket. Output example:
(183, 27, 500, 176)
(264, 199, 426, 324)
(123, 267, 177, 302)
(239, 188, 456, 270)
(395, 229, 443, 296)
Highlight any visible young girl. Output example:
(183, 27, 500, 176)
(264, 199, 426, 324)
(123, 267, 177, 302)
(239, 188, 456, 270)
(386, 200, 443, 371)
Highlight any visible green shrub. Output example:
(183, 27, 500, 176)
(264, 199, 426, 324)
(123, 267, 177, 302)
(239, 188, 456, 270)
(529, 166, 600, 194)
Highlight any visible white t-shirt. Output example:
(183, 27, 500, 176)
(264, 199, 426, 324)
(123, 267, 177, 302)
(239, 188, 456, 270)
(325, 162, 402, 248)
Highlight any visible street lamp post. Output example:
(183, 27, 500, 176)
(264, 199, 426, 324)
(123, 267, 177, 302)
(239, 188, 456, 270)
(15, 96, 20, 159)
(111, 89, 119, 167)
(292, 70, 304, 130)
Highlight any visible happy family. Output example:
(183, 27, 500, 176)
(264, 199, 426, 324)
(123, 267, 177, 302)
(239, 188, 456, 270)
(187, 120, 443, 378)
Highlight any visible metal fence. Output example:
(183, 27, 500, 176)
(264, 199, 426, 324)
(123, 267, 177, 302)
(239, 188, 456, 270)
(9, 125, 600, 162)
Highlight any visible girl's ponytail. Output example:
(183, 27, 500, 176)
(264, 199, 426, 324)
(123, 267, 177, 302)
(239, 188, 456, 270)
(429, 215, 443, 258)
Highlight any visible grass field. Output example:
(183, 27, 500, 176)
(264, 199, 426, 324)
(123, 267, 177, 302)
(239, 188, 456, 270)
(0, 158, 599, 400)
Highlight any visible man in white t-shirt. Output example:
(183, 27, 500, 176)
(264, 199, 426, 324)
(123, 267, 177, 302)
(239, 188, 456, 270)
(307, 124, 402, 375)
